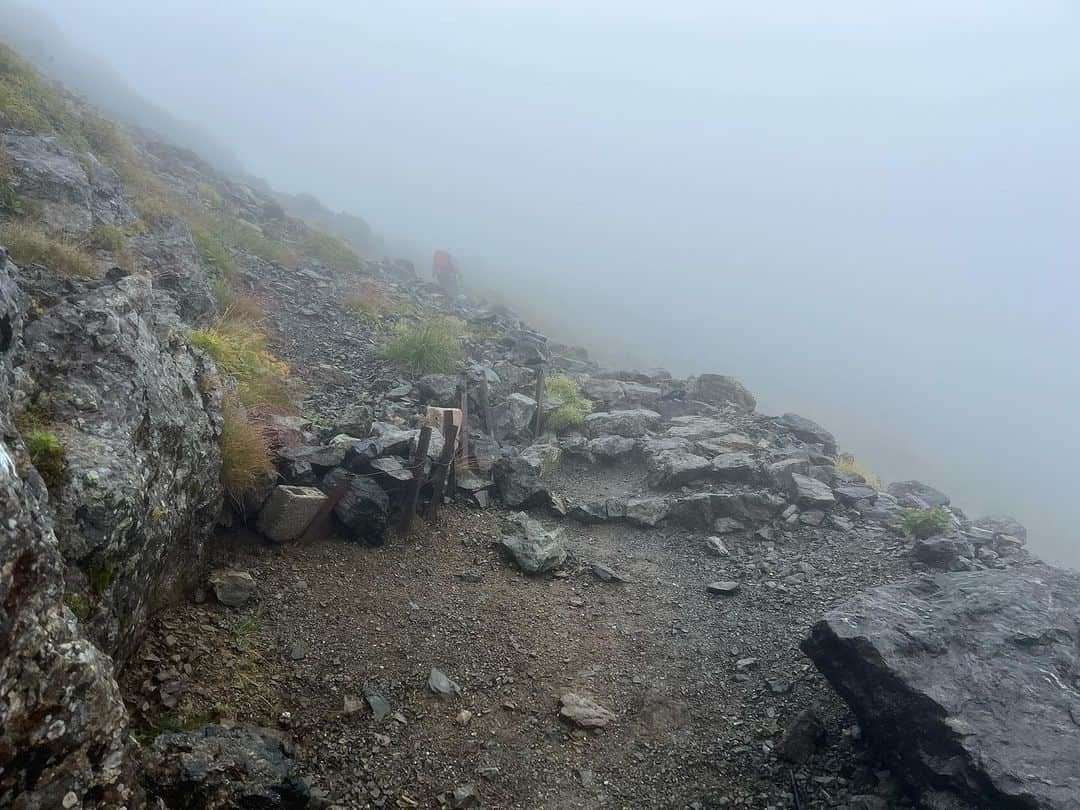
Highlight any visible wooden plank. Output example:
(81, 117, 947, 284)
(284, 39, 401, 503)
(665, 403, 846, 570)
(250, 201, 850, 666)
(533, 365, 545, 441)
(301, 479, 349, 542)
(425, 409, 460, 521)
(398, 424, 432, 535)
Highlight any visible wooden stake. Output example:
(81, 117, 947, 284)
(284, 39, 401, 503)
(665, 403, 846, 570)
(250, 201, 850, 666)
(533, 365, 545, 442)
(426, 410, 459, 521)
(399, 424, 431, 535)
(459, 376, 470, 465)
(478, 375, 492, 437)
(301, 478, 349, 542)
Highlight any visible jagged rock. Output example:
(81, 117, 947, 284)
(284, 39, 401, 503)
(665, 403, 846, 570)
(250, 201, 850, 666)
(427, 668, 461, 698)
(971, 514, 1027, 545)
(803, 565, 1080, 810)
(689, 373, 756, 411)
(647, 448, 712, 489)
(713, 517, 745, 534)
(367, 422, 418, 456)
(493, 444, 560, 508)
(322, 468, 390, 545)
(278, 443, 349, 471)
(13, 262, 223, 663)
(568, 499, 610, 524)
(0, 254, 133, 806)
(332, 403, 373, 439)
(207, 569, 257, 607)
(706, 580, 741, 595)
(887, 479, 950, 508)
(766, 457, 811, 490)
(584, 408, 661, 439)
(559, 693, 615, 728)
(492, 392, 537, 440)
(501, 513, 567, 574)
(255, 485, 327, 542)
(369, 456, 413, 485)
(776, 709, 825, 764)
(666, 415, 733, 441)
(705, 536, 730, 556)
(131, 217, 217, 323)
(641, 435, 691, 455)
(778, 413, 837, 456)
(590, 563, 629, 583)
(626, 496, 670, 527)
(711, 452, 758, 482)
(711, 492, 786, 522)
(912, 536, 975, 570)
(833, 483, 878, 505)
(587, 435, 637, 459)
(790, 473, 836, 508)
(145, 724, 310, 809)
(416, 373, 459, 406)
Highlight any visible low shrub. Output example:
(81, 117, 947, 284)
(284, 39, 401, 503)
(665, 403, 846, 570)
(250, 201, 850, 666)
(22, 427, 66, 490)
(64, 592, 91, 620)
(190, 224, 236, 282)
(381, 316, 465, 375)
(219, 398, 273, 504)
(1, 221, 97, 277)
(87, 560, 117, 595)
(188, 318, 291, 410)
(303, 228, 361, 272)
(835, 453, 883, 490)
(900, 506, 953, 539)
(543, 375, 593, 435)
(345, 278, 392, 324)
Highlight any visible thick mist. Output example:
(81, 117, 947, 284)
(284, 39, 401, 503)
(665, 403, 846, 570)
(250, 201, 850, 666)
(19, 1, 1079, 566)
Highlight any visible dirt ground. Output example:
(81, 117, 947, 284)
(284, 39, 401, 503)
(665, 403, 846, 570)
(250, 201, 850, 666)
(123, 501, 912, 809)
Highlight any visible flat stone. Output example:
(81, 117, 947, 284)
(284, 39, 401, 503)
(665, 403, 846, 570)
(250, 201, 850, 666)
(427, 668, 460, 698)
(559, 693, 615, 728)
(255, 485, 327, 542)
(207, 569, 256, 608)
(706, 580, 741, 595)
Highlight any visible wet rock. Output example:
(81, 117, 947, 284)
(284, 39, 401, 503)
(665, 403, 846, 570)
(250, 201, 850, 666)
(207, 569, 257, 607)
(322, 468, 390, 545)
(833, 484, 878, 505)
(427, 668, 461, 698)
(491, 392, 537, 441)
(689, 373, 756, 411)
(591, 563, 629, 583)
(255, 485, 327, 542)
(587, 435, 637, 459)
(145, 724, 310, 809)
(501, 513, 567, 574)
(666, 415, 733, 441)
(790, 473, 836, 508)
(559, 693, 616, 728)
(887, 480, 950, 508)
(416, 373, 460, 406)
(710, 452, 758, 482)
(584, 408, 661, 439)
(778, 413, 837, 456)
(493, 444, 561, 508)
(971, 514, 1027, 546)
(625, 496, 670, 527)
(706, 580, 741, 595)
(364, 686, 392, 721)
(912, 536, 975, 570)
(766, 457, 811, 490)
(803, 564, 1080, 810)
(647, 448, 712, 489)
(705, 536, 731, 556)
(776, 709, 825, 764)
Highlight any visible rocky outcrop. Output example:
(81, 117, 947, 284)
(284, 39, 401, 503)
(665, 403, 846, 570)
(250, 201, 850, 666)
(690, 373, 756, 411)
(0, 250, 134, 808)
(12, 263, 224, 664)
(803, 564, 1080, 810)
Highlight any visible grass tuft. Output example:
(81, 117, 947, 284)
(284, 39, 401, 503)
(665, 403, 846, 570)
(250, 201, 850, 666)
(302, 228, 361, 272)
(23, 427, 67, 491)
(1, 221, 97, 277)
(381, 316, 465, 375)
(835, 453, 883, 490)
(543, 375, 593, 435)
(219, 398, 273, 503)
(900, 506, 953, 539)
(188, 317, 291, 411)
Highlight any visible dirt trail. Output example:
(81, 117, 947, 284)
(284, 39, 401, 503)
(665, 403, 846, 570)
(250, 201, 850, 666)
(126, 501, 909, 809)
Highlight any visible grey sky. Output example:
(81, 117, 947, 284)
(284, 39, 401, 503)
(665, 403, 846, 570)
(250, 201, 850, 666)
(20, 0, 1080, 565)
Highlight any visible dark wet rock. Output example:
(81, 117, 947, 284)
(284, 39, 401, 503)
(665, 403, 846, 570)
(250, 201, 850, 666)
(322, 468, 390, 545)
(887, 480, 950, 508)
(803, 564, 1080, 810)
(778, 412, 837, 456)
(689, 373, 756, 411)
(646, 448, 712, 489)
(208, 569, 257, 607)
(255, 485, 327, 542)
(912, 536, 975, 570)
(584, 408, 661, 439)
(776, 709, 825, 765)
(131, 217, 218, 324)
(501, 513, 567, 574)
(833, 484, 878, 505)
(145, 724, 310, 809)
(416, 373, 460, 406)
(0, 256, 133, 807)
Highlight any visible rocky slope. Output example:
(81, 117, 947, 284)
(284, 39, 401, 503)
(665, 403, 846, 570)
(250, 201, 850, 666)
(0, 40, 1074, 810)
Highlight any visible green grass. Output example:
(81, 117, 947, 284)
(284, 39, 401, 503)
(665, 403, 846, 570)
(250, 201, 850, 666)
(900, 506, 952, 539)
(381, 316, 465, 375)
(219, 399, 273, 503)
(0, 44, 89, 148)
(88, 222, 126, 252)
(187, 317, 291, 410)
(302, 228, 361, 272)
(64, 592, 91, 620)
(23, 427, 66, 491)
(190, 223, 236, 282)
(1, 221, 98, 277)
(543, 375, 593, 435)
(87, 560, 117, 596)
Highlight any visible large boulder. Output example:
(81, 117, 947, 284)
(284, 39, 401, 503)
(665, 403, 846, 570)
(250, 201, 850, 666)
(971, 514, 1027, 545)
(416, 373, 459, 407)
(145, 724, 310, 809)
(584, 409, 661, 439)
(491, 392, 537, 441)
(887, 480, 950, 508)
(0, 251, 134, 809)
(710, 452, 759, 483)
(778, 413, 837, 456)
(803, 565, 1080, 810)
(322, 468, 390, 545)
(12, 263, 223, 664)
(790, 473, 836, 509)
(501, 513, 567, 574)
(646, 448, 712, 489)
(493, 443, 560, 508)
(912, 536, 975, 571)
(689, 373, 756, 411)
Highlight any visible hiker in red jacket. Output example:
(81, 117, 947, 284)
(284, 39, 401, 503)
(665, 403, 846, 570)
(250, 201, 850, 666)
(432, 249, 460, 298)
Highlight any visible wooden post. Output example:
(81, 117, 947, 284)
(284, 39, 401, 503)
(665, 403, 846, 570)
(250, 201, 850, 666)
(398, 424, 432, 535)
(478, 375, 492, 437)
(426, 409, 460, 521)
(533, 365, 545, 442)
(459, 376, 470, 466)
(301, 478, 350, 542)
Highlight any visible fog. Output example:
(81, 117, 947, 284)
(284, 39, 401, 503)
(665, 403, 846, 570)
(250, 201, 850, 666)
(16, 1, 1079, 566)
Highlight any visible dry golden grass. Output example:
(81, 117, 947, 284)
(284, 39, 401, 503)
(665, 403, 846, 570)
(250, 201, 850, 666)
(219, 398, 273, 503)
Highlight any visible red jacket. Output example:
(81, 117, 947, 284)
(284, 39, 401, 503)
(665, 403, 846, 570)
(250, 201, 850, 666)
(432, 250, 458, 278)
